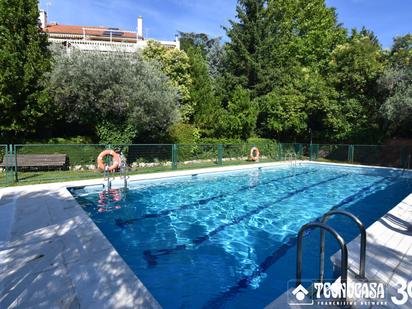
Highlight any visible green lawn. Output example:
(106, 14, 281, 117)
(0, 171, 6, 186)
(1, 158, 279, 187)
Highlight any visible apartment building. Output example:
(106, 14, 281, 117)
(39, 10, 180, 53)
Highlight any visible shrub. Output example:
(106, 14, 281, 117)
(25, 136, 95, 144)
(47, 48, 180, 142)
(96, 121, 136, 145)
(247, 137, 277, 146)
(168, 122, 200, 144)
(168, 123, 202, 161)
(200, 137, 242, 145)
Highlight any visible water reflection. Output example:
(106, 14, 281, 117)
(97, 188, 123, 212)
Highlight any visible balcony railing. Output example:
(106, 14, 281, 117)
(49, 38, 179, 52)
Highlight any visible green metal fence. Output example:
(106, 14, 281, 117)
(0, 144, 8, 185)
(0, 143, 410, 186)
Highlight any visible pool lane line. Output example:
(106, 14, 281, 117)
(142, 173, 349, 267)
(115, 170, 314, 227)
(203, 175, 393, 308)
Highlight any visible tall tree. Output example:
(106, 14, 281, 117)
(143, 41, 192, 121)
(186, 46, 220, 134)
(0, 0, 51, 141)
(206, 39, 226, 80)
(378, 34, 412, 137)
(178, 31, 225, 80)
(178, 32, 221, 54)
(252, 0, 347, 140)
(225, 0, 268, 96)
(379, 68, 412, 137)
(327, 29, 385, 141)
(389, 34, 412, 69)
(286, 0, 347, 72)
(220, 86, 258, 139)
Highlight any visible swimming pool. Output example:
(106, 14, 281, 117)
(72, 163, 412, 308)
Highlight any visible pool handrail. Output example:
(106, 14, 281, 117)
(319, 210, 366, 282)
(296, 222, 348, 301)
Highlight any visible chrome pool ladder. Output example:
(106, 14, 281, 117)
(119, 157, 129, 190)
(287, 153, 298, 169)
(103, 170, 114, 190)
(102, 153, 129, 191)
(296, 210, 367, 299)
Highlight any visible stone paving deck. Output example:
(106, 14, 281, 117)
(0, 183, 164, 308)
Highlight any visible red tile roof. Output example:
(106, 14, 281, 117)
(45, 24, 138, 39)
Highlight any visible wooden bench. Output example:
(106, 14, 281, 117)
(0, 154, 68, 170)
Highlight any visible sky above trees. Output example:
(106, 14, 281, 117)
(39, 0, 410, 47)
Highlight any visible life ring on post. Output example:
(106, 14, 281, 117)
(97, 150, 121, 172)
(249, 147, 260, 162)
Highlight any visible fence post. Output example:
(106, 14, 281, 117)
(217, 144, 223, 165)
(310, 144, 319, 161)
(172, 144, 177, 170)
(348, 145, 354, 163)
(8, 144, 13, 184)
(309, 144, 313, 161)
(13, 144, 18, 182)
(4, 145, 8, 184)
(293, 143, 303, 159)
(277, 144, 283, 161)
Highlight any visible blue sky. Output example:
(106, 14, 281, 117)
(39, 0, 411, 47)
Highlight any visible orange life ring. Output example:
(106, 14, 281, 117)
(97, 150, 121, 172)
(249, 147, 260, 161)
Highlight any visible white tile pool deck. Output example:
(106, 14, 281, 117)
(0, 162, 411, 308)
(0, 183, 161, 308)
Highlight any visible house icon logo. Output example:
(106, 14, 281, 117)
(292, 285, 309, 301)
(287, 282, 314, 305)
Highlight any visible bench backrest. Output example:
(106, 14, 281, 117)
(0, 154, 68, 167)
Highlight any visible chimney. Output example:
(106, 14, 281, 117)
(137, 16, 143, 39)
(39, 10, 47, 30)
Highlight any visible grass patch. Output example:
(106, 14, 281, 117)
(2, 159, 279, 187)
(0, 172, 7, 185)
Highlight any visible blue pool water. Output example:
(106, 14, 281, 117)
(72, 163, 412, 308)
